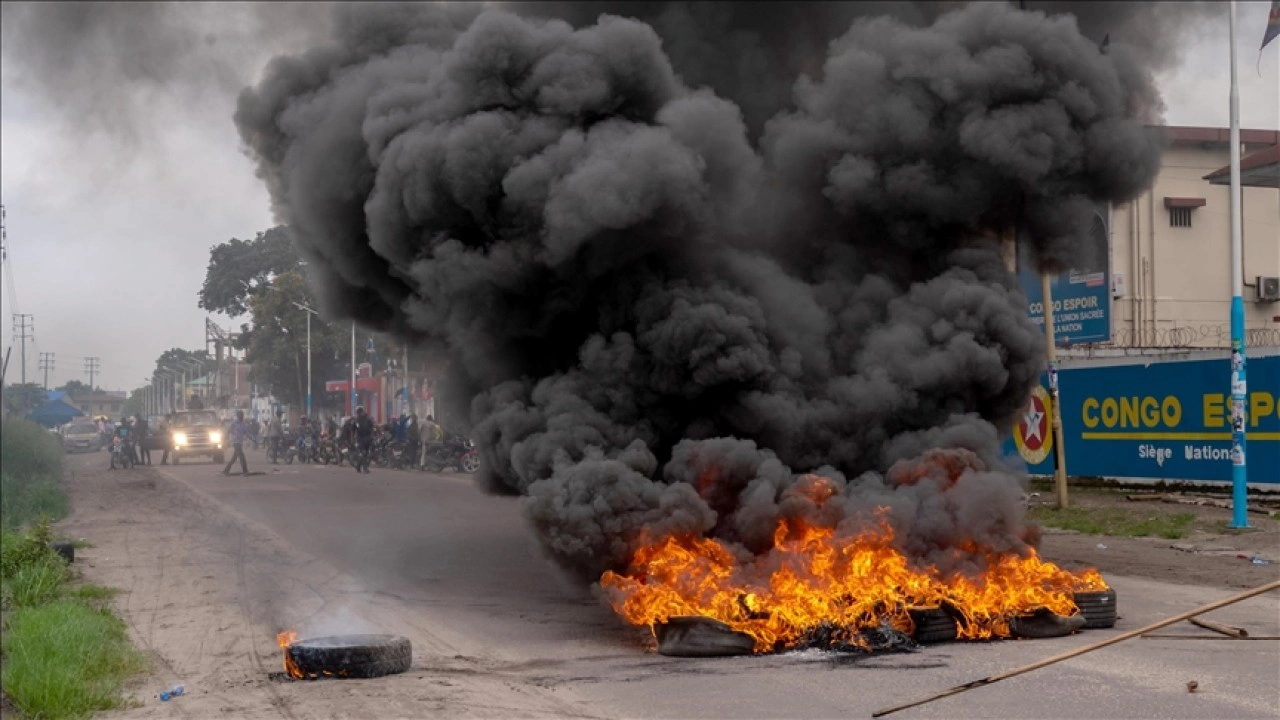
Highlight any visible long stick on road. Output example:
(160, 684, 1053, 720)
(872, 579, 1280, 718)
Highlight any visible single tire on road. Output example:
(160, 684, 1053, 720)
(286, 634, 412, 680)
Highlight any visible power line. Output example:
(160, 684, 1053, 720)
(38, 351, 55, 390)
(85, 356, 100, 391)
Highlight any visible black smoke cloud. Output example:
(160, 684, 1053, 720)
(236, 2, 1162, 580)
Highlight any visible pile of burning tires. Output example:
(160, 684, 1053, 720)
(908, 588, 1117, 645)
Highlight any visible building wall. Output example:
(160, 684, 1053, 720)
(1110, 142, 1280, 349)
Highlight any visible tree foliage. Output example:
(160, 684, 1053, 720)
(240, 268, 351, 408)
(2, 383, 46, 414)
(152, 348, 211, 379)
(55, 380, 91, 398)
(198, 226, 298, 317)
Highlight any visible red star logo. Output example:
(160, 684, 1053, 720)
(1020, 395, 1048, 451)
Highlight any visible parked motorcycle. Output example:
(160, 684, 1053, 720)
(422, 433, 480, 474)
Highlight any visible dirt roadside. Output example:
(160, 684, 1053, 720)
(1031, 487, 1280, 590)
(54, 453, 604, 719)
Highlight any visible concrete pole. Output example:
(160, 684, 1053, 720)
(1040, 272, 1069, 509)
(1227, 0, 1249, 528)
(305, 311, 312, 419)
(350, 322, 357, 416)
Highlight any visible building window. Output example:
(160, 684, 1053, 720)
(1169, 207, 1192, 227)
(1163, 196, 1205, 229)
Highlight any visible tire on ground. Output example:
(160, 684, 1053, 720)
(908, 607, 957, 644)
(286, 634, 412, 679)
(1073, 589, 1118, 629)
(49, 541, 75, 563)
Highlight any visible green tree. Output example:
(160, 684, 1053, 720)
(198, 226, 298, 317)
(200, 226, 353, 411)
(240, 269, 349, 409)
(56, 380, 91, 398)
(151, 348, 212, 411)
(2, 383, 46, 414)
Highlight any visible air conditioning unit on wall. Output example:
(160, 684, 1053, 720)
(1257, 276, 1280, 303)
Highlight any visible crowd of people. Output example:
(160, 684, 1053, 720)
(94, 407, 450, 476)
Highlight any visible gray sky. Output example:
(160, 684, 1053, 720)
(2, 1, 1277, 393)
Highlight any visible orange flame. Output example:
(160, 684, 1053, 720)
(600, 510, 1108, 652)
(277, 630, 303, 679)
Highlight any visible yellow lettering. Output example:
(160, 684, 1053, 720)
(1119, 397, 1139, 428)
(1250, 392, 1275, 428)
(1101, 398, 1119, 428)
(1082, 397, 1099, 428)
(1162, 396, 1181, 427)
(1203, 394, 1224, 428)
(1140, 396, 1159, 427)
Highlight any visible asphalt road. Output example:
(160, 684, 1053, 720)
(162, 453, 1280, 719)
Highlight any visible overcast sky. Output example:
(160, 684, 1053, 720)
(2, 1, 1277, 393)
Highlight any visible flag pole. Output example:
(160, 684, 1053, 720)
(1227, 0, 1250, 529)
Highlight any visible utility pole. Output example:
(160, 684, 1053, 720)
(350, 322, 357, 417)
(13, 313, 33, 386)
(1226, 0, 1249, 528)
(84, 356, 100, 391)
(38, 351, 54, 390)
(1040, 273, 1069, 509)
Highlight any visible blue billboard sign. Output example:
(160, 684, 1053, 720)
(1017, 205, 1112, 346)
(1018, 263, 1111, 346)
(1006, 352, 1280, 484)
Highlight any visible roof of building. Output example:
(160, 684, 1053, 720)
(1162, 125, 1280, 147)
(1203, 144, 1280, 189)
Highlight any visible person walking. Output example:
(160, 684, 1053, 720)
(222, 410, 250, 476)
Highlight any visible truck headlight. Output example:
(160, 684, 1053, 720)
(209, 431, 222, 445)
(173, 432, 188, 447)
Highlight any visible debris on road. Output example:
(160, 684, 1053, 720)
(1188, 617, 1248, 638)
(872, 579, 1280, 718)
(1186, 680, 1199, 693)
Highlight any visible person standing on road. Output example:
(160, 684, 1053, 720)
(159, 413, 174, 465)
(352, 406, 376, 474)
(135, 414, 152, 466)
(266, 410, 284, 462)
(222, 410, 250, 476)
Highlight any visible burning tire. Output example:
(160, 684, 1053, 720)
(907, 607, 957, 644)
(1073, 589, 1117, 629)
(655, 616, 756, 657)
(284, 634, 411, 679)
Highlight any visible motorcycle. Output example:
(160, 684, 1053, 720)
(422, 433, 480, 474)
(316, 432, 337, 465)
(110, 436, 134, 470)
(296, 433, 316, 464)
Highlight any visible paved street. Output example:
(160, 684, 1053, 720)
(159, 455, 1280, 719)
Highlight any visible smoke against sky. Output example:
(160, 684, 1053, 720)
(0, 1, 1276, 394)
(233, 2, 1166, 579)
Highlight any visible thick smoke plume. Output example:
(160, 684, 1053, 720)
(236, 2, 1162, 581)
